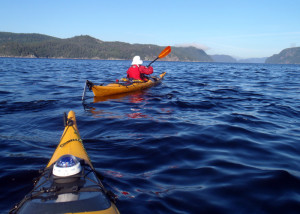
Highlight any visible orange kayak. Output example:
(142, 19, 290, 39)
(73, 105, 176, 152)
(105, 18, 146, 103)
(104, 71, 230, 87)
(85, 72, 166, 97)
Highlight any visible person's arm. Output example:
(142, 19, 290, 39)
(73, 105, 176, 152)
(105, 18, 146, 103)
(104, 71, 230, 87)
(139, 66, 153, 75)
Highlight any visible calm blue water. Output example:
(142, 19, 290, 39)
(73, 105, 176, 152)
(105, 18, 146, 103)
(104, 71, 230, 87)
(1, 58, 300, 214)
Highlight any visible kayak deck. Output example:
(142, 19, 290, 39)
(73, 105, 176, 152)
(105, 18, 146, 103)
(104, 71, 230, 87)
(88, 72, 166, 97)
(11, 111, 119, 214)
(47, 111, 91, 168)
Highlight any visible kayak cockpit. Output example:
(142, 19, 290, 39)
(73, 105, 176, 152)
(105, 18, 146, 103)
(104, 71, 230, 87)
(12, 159, 116, 214)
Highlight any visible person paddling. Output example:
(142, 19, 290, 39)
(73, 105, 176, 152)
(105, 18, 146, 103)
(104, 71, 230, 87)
(127, 56, 153, 81)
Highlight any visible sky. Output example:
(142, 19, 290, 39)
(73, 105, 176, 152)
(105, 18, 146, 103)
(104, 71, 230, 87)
(1, 0, 299, 58)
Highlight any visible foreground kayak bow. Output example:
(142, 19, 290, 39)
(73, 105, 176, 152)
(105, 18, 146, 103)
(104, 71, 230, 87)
(10, 111, 120, 214)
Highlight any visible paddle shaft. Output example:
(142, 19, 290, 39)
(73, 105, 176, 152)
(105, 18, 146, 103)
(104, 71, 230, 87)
(147, 57, 159, 67)
(147, 46, 171, 67)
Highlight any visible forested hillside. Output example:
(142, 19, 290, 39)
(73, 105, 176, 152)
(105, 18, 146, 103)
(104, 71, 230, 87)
(0, 32, 213, 62)
(265, 47, 300, 64)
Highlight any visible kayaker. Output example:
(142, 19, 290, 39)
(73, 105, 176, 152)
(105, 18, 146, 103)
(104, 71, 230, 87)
(127, 56, 153, 81)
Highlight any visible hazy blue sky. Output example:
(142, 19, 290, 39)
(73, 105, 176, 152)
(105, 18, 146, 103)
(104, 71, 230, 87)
(1, 0, 299, 58)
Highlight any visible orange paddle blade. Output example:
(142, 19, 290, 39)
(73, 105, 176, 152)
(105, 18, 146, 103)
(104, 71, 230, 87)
(158, 46, 171, 58)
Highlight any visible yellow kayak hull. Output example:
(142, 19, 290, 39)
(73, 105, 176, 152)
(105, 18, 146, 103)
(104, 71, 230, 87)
(48, 111, 120, 214)
(47, 111, 92, 168)
(12, 111, 120, 214)
(91, 72, 166, 97)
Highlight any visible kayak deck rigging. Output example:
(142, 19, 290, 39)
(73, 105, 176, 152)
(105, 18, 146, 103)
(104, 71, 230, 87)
(11, 163, 117, 213)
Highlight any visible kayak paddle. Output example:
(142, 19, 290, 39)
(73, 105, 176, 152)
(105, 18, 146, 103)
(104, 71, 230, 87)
(147, 46, 171, 67)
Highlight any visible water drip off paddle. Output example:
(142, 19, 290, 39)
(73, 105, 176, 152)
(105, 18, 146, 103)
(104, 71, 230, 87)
(148, 46, 171, 67)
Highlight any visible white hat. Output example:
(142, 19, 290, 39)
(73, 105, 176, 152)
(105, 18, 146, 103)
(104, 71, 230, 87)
(132, 56, 143, 65)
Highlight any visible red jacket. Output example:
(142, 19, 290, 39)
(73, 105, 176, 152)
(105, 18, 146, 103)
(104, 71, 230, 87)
(127, 65, 153, 81)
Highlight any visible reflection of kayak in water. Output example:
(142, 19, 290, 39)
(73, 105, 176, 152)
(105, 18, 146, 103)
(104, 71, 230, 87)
(85, 72, 166, 97)
(88, 91, 148, 119)
(10, 111, 120, 214)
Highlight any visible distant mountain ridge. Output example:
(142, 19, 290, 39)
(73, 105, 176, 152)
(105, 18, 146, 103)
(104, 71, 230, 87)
(210, 55, 237, 63)
(0, 32, 213, 62)
(2, 32, 299, 64)
(210, 54, 267, 63)
(0, 32, 59, 44)
(265, 47, 300, 64)
(237, 57, 267, 63)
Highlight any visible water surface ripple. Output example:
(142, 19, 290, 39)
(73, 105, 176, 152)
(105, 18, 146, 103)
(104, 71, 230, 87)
(1, 58, 300, 213)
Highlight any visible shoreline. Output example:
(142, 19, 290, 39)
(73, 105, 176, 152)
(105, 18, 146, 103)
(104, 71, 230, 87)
(0, 55, 214, 63)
